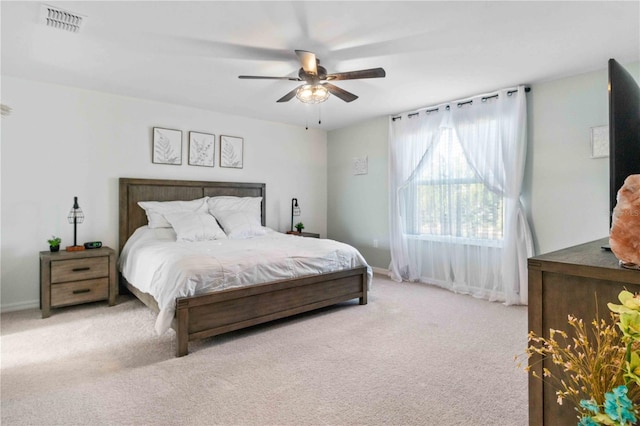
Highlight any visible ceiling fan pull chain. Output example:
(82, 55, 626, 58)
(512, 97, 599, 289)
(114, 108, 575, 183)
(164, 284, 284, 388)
(318, 104, 322, 125)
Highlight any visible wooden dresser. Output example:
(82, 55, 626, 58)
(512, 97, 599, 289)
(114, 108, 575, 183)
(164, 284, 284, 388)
(40, 247, 117, 318)
(527, 238, 640, 425)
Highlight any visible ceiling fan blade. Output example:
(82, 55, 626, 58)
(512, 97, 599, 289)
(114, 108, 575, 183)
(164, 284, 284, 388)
(276, 86, 301, 103)
(323, 83, 358, 103)
(326, 67, 386, 81)
(295, 50, 318, 75)
(239, 75, 301, 81)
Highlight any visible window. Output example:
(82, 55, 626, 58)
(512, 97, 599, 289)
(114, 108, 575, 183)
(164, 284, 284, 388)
(389, 87, 531, 303)
(406, 128, 504, 242)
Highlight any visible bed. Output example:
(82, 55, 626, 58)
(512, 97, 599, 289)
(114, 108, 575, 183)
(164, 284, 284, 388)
(119, 177, 370, 356)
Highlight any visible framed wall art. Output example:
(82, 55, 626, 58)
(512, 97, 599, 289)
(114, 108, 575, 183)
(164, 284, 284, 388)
(220, 135, 244, 169)
(590, 125, 609, 158)
(152, 127, 182, 165)
(188, 131, 215, 167)
(353, 156, 368, 175)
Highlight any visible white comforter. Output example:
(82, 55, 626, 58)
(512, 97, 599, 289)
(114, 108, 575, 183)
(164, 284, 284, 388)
(119, 227, 372, 334)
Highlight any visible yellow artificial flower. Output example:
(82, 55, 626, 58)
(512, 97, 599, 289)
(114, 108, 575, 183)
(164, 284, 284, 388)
(627, 351, 640, 385)
(608, 290, 640, 314)
(623, 292, 640, 311)
(618, 311, 640, 340)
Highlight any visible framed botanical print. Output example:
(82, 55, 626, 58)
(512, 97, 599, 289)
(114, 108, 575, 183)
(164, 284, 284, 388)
(220, 135, 243, 169)
(152, 127, 182, 165)
(188, 131, 215, 167)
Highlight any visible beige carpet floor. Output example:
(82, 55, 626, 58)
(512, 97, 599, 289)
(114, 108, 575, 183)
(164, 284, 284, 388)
(1, 274, 528, 425)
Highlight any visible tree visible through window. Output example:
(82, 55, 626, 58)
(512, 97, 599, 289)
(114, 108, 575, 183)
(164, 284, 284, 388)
(411, 128, 503, 241)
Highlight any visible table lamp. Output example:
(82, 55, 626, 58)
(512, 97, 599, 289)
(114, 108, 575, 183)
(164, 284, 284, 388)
(66, 196, 85, 251)
(291, 198, 300, 232)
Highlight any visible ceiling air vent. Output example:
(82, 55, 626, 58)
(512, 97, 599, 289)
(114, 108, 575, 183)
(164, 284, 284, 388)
(41, 4, 85, 33)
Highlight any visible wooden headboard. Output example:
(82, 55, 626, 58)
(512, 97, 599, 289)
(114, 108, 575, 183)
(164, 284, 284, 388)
(119, 178, 266, 252)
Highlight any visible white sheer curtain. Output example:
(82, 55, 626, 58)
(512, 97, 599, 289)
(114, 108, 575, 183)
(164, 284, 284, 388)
(388, 86, 533, 304)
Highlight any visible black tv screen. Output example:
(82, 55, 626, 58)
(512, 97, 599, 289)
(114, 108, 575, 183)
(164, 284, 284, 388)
(609, 58, 640, 224)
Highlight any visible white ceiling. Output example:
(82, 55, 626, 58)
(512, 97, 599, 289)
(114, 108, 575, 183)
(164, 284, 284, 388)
(2, 1, 639, 131)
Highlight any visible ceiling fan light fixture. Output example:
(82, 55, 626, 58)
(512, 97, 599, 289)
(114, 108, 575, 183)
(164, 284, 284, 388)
(296, 84, 329, 104)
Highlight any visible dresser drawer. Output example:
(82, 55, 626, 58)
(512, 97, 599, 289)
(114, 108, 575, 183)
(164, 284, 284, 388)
(51, 257, 108, 283)
(51, 278, 109, 307)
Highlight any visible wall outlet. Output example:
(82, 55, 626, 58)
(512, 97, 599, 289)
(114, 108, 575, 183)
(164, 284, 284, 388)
(373, 239, 379, 248)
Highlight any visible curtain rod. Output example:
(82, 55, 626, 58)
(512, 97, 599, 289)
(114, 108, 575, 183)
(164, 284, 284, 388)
(392, 86, 531, 122)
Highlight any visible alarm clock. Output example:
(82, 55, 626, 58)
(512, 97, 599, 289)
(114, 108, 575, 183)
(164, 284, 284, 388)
(84, 241, 102, 249)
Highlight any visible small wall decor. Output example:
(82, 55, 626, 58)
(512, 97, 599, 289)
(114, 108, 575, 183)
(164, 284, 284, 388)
(590, 125, 609, 158)
(153, 127, 182, 165)
(353, 156, 368, 175)
(189, 131, 215, 167)
(220, 135, 244, 169)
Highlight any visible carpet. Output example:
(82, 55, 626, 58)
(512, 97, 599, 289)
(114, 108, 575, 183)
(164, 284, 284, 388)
(1, 274, 528, 425)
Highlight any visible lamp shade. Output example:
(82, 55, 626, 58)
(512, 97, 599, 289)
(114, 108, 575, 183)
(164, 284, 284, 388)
(67, 196, 84, 224)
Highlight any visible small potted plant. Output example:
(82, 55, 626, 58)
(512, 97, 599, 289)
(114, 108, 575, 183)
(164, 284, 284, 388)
(47, 236, 61, 252)
(294, 222, 304, 233)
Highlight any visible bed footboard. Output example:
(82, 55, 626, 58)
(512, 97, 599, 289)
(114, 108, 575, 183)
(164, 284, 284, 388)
(174, 266, 368, 357)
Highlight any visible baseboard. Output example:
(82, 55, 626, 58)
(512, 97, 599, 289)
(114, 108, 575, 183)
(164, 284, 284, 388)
(1, 299, 39, 313)
(371, 266, 390, 276)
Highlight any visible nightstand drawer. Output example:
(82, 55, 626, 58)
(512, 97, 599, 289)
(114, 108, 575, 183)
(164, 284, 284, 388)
(51, 257, 108, 283)
(51, 278, 109, 307)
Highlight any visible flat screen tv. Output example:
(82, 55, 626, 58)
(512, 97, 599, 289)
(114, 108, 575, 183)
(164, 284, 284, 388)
(609, 58, 640, 225)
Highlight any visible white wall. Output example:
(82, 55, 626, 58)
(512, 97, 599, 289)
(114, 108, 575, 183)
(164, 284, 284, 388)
(327, 117, 390, 269)
(1, 76, 327, 311)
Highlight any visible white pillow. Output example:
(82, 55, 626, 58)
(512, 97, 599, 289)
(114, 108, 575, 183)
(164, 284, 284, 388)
(213, 209, 266, 239)
(138, 197, 208, 228)
(207, 196, 262, 225)
(163, 211, 227, 242)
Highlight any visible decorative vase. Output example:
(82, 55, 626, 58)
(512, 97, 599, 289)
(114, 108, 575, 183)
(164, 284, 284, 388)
(50, 246, 60, 253)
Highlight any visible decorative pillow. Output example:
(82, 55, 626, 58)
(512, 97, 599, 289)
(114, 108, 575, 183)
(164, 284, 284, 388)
(212, 209, 266, 239)
(163, 211, 227, 242)
(138, 197, 208, 228)
(207, 196, 262, 225)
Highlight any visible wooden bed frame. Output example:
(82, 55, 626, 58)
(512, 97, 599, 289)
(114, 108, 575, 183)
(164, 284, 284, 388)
(119, 178, 368, 356)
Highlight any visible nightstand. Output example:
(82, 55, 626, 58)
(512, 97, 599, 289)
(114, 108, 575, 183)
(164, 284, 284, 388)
(286, 231, 320, 238)
(40, 246, 117, 318)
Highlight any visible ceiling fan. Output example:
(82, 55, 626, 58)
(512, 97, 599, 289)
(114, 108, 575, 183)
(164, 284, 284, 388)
(238, 50, 386, 104)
